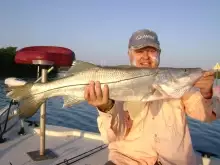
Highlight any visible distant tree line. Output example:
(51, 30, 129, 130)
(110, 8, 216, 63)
(0, 47, 58, 78)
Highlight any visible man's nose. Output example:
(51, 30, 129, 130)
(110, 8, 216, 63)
(142, 51, 150, 59)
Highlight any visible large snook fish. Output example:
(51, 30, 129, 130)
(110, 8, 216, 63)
(6, 60, 204, 118)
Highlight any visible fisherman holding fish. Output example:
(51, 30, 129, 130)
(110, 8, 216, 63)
(6, 29, 219, 165)
(84, 29, 217, 165)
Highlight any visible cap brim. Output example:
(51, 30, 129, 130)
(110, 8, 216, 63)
(131, 43, 160, 51)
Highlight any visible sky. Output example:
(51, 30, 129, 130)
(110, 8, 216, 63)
(0, 0, 219, 69)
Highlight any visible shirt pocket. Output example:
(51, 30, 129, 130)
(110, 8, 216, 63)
(160, 100, 185, 139)
(123, 102, 147, 141)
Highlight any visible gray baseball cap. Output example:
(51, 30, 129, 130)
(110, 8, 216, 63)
(128, 29, 161, 51)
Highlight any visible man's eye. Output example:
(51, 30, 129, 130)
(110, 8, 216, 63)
(136, 50, 143, 53)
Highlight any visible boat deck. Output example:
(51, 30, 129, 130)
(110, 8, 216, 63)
(1, 121, 220, 165)
(1, 122, 108, 165)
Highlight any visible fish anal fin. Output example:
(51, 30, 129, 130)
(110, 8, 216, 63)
(63, 95, 83, 107)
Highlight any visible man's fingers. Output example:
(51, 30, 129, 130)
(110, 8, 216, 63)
(89, 81, 96, 101)
(203, 71, 215, 77)
(195, 79, 214, 87)
(102, 85, 109, 103)
(95, 81, 103, 101)
(195, 73, 214, 84)
(84, 85, 89, 100)
(194, 74, 215, 90)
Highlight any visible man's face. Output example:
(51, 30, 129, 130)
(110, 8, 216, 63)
(129, 46, 160, 68)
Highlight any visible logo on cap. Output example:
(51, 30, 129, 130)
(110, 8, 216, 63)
(136, 34, 155, 40)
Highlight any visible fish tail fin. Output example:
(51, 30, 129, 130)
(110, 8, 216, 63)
(6, 97, 46, 120)
(6, 83, 47, 118)
(6, 83, 34, 101)
(17, 96, 47, 118)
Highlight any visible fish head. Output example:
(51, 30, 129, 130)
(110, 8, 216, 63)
(171, 68, 204, 83)
(155, 68, 204, 98)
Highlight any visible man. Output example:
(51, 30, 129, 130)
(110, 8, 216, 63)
(84, 29, 217, 165)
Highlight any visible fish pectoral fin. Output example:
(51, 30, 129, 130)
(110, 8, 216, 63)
(140, 89, 165, 102)
(64, 60, 97, 77)
(63, 96, 82, 107)
(141, 84, 171, 102)
(140, 92, 154, 102)
(152, 84, 169, 96)
(153, 90, 165, 97)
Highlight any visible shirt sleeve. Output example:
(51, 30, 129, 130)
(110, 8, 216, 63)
(182, 90, 218, 122)
(212, 96, 220, 119)
(96, 101, 126, 143)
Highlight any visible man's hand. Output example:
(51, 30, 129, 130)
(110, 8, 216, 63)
(84, 81, 114, 112)
(194, 71, 215, 99)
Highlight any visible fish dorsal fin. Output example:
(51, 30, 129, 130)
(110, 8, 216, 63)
(99, 64, 137, 70)
(115, 65, 136, 69)
(64, 60, 97, 76)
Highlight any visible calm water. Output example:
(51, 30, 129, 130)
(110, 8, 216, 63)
(0, 79, 220, 157)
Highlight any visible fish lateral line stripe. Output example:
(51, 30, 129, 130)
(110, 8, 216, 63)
(18, 72, 158, 100)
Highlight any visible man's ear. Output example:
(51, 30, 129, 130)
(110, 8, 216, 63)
(128, 49, 133, 61)
(127, 49, 130, 56)
(159, 49, 162, 55)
